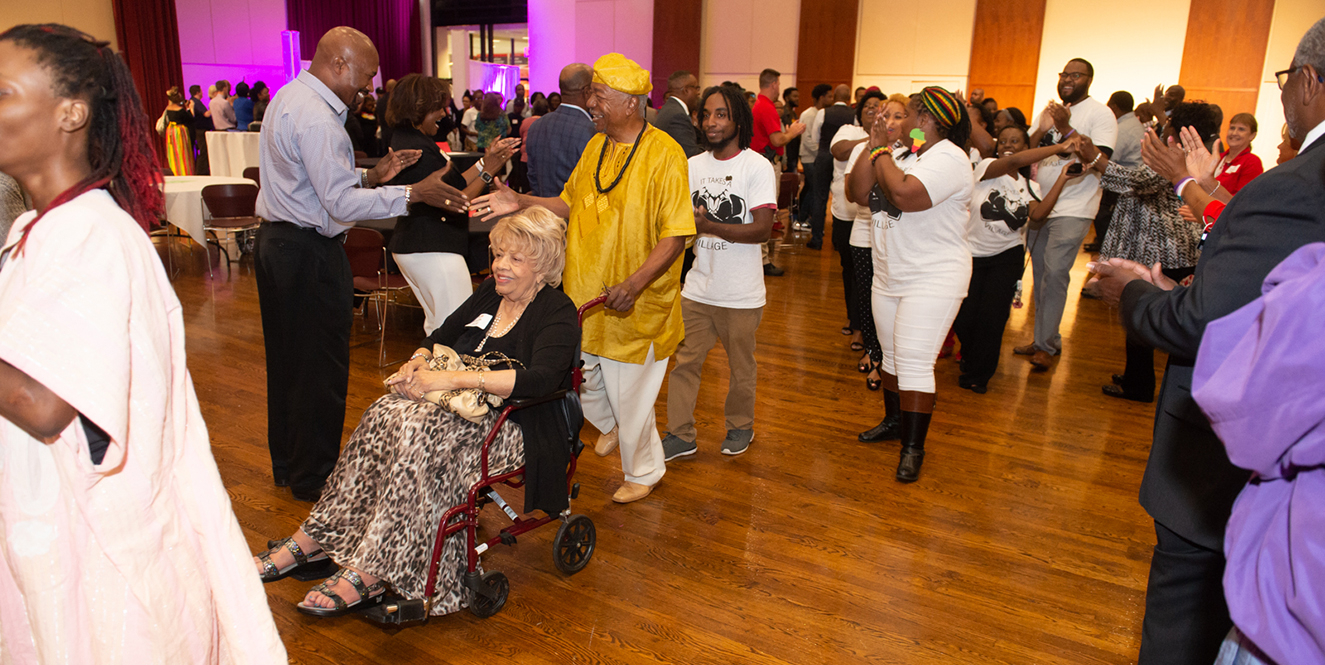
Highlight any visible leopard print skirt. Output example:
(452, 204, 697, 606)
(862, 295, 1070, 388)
(303, 393, 523, 616)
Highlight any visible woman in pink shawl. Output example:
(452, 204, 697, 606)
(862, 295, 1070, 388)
(0, 25, 285, 662)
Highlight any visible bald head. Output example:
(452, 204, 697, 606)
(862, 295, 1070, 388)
(309, 27, 380, 108)
(833, 84, 851, 103)
(558, 63, 593, 106)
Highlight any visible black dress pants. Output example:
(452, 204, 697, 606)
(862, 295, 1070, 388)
(1120, 266, 1196, 399)
(254, 221, 354, 496)
(808, 159, 833, 244)
(833, 216, 857, 329)
(1137, 521, 1231, 665)
(952, 246, 1024, 387)
(1092, 189, 1119, 245)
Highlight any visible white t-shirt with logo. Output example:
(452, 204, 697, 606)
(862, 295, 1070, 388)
(869, 139, 973, 298)
(685, 149, 777, 309)
(1033, 96, 1117, 219)
(830, 124, 868, 221)
(967, 158, 1041, 257)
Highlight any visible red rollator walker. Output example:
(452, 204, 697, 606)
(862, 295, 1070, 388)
(363, 295, 607, 624)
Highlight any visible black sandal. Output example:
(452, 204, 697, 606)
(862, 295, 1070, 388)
(257, 537, 337, 583)
(866, 369, 881, 391)
(850, 341, 865, 352)
(296, 568, 387, 618)
(858, 354, 873, 374)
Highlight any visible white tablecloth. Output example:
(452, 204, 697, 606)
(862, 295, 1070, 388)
(162, 176, 256, 246)
(205, 131, 260, 178)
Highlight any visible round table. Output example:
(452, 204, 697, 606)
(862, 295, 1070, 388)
(162, 175, 256, 246)
(205, 131, 260, 178)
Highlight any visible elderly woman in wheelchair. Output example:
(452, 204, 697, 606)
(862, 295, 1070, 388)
(253, 207, 581, 618)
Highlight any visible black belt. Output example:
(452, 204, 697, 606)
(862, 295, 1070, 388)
(265, 220, 348, 244)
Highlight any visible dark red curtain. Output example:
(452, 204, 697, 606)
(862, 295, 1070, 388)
(112, 0, 184, 160)
(287, 0, 423, 82)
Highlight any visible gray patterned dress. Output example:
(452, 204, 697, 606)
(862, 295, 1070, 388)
(1099, 161, 1201, 268)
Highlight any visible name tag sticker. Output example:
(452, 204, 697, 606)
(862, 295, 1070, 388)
(467, 313, 493, 329)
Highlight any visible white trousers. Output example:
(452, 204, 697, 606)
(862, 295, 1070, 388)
(580, 345, 668, 486)
(392, 252, 473, 335)
(872, 291, 963, 393)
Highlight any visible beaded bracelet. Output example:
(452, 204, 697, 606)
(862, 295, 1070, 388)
(869, 145, 893, 163)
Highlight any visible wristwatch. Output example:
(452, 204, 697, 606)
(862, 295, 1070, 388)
(480, 170, 494, 185)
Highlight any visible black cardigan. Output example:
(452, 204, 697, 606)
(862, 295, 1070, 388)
(386, 126, 471, 255)
(425, 279, 580, 514)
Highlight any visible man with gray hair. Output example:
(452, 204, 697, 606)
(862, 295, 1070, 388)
(525, 63, 597, 197)
(1090, 16, 1325, 665)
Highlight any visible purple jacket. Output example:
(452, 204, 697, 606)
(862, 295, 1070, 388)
(1193, 242, 1325, 665)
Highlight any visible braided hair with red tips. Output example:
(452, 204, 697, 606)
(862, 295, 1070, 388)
(1, 24, 164, 254)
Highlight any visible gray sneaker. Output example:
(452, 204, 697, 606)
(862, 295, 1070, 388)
(721, 429, 754, 456)
(661, 433, 697, 461)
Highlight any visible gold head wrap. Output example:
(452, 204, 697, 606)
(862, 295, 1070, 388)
(592, 53, 652, 95)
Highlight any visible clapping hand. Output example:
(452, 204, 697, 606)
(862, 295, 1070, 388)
(1140, 128, 1188, 183)
(410, 160, 469, 214)
(485, 137, 522, 166)
(1046, 101, 1071, 133)
(785, 121, 807, 139)
(1178, 125, 1219, 184)
(368, 148, 422, 186)
(469, 178, 520, 221)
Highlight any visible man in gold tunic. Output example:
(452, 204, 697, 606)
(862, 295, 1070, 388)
(473, 53, 695, 503)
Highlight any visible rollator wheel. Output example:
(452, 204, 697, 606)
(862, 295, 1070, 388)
(468, 571, 509, 618)
(553, 514, 596, 575)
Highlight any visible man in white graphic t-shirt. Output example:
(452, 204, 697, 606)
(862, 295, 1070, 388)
(1016, 57, 1118, 370)
(663, 85, 777, 459)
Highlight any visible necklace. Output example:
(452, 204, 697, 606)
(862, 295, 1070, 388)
(474, 298, 531, 353)
(594, 122, 648, 195)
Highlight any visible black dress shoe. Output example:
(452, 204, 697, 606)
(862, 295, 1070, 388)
(763, 263, 784, 277)
(858, 416, 901, 442)
(291, 486, 323, 502)
(1102, 384, 1153, 403)
(806, 239, 822, 250)
(958, 374, 987, 394)
(896, 446, 925, 483)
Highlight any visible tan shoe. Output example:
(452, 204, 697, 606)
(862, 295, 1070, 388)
(1013, 343, 1036, 355)
(1030, 350, 1054, 370)
(594, 426, 619, 457)
(611, 481, 654, 503)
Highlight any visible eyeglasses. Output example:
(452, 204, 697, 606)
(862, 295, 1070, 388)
(1058, 72, 1088, 81)
(1275, 65, 1325, 90)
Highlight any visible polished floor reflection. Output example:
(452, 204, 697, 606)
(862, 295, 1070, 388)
(171, 222, 1159, 664)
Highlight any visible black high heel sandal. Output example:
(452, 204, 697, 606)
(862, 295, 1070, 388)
(866, 368, 881, 391)
(858, 353, 873, 374)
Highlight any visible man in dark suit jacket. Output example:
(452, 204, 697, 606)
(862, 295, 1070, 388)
(809, 85, 855, 249)
(656, 70, 702, 158)
(525, 63, 597, 198)
(1091, 25, 1325, 664)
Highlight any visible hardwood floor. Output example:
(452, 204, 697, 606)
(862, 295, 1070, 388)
(167, 224, 1161, 664)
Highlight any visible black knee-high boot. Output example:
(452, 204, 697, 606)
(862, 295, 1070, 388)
(895, 411, 932, 483)
(858, 389, 901, 442)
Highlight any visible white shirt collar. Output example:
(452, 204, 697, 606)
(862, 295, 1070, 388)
(668, 95, 689, 116)
(1300, 118, 1325, 153)
(560, 102, 592, 121)
(297, 69, 347, 118)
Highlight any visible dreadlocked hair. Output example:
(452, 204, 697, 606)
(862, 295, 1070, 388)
(1, 24, 164, 254)
(698, 85, 754, 151)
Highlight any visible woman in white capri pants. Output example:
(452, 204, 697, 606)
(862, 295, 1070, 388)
(848, 87, 974, 482)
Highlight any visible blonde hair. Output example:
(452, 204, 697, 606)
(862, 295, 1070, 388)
(490, 206, 568, 287)
(886, 93, 909, 109)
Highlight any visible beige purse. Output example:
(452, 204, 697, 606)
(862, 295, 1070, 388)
(388, 344, 524, 424)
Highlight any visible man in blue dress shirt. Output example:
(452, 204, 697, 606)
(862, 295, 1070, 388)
(254, 26, 467, 501)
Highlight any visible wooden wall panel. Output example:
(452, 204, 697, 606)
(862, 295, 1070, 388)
(795, 0, 859, 98)
(1177, 0, 1275, 137)
(651, 0, 703, 107)
(966, 0, 1046, 117)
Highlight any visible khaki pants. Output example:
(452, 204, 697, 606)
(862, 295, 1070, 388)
(665, 298, 764, 442)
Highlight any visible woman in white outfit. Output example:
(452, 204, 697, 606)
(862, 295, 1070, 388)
(848, 87, 974, 483)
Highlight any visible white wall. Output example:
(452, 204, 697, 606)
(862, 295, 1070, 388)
(175, 0, 287, 95)
(699, 0, 800, 92)
(852, 0, 976, 96)
(0, 0, 118, 50)
(528, 0, 651, 97)
(1031, 0, 1188, 123)
(1251, 0, 1321, 161)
